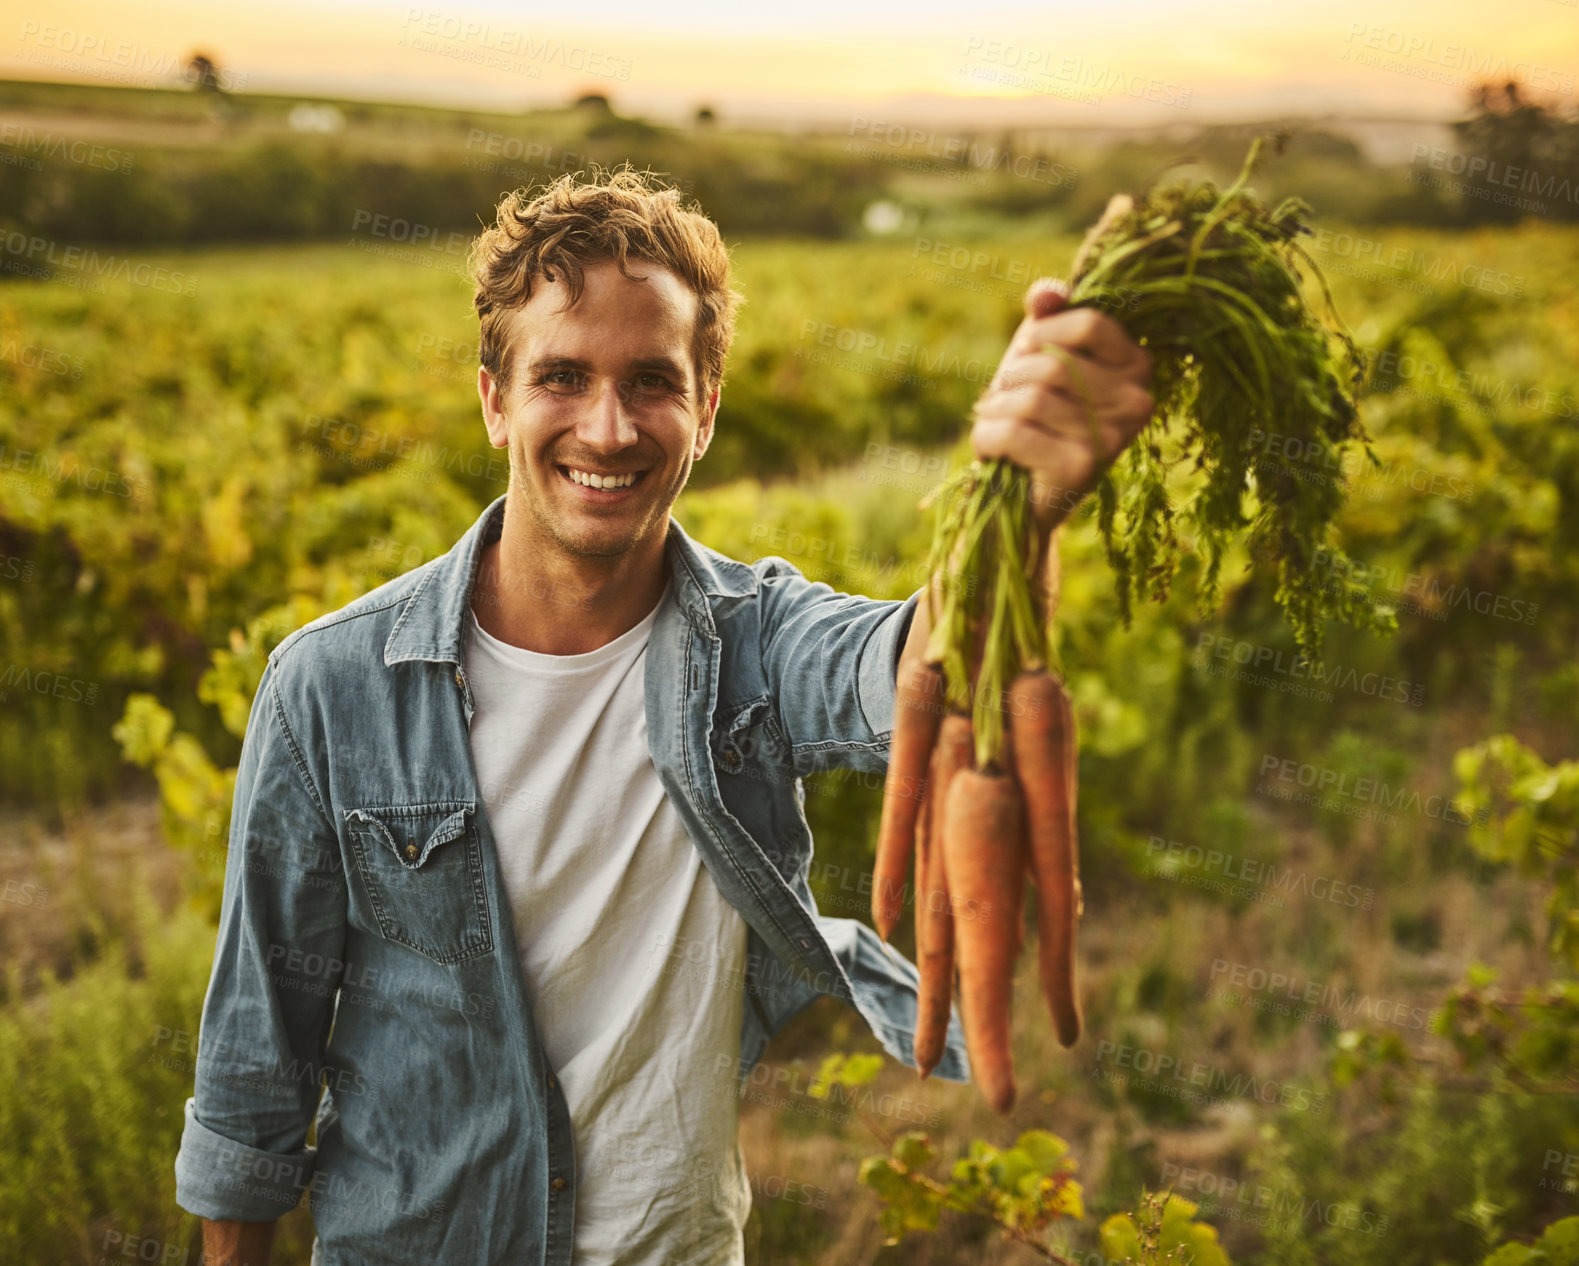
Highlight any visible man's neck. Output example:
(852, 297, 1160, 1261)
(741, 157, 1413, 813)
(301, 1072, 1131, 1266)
(469, 495, 670, 655)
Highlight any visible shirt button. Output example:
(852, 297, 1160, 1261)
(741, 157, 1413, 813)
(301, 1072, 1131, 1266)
(547, 1075, 556, 1090)
(551, 1177, 567, 1192)
(405, 844, 418, 860)
(723, 749, 741, 769)
(454, 670, 464, 688)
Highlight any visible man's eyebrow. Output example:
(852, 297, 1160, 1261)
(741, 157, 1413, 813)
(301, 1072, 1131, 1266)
(629, 356, 690, 380)
(523, 355, 688, 380)
(524, 355, 589, 375)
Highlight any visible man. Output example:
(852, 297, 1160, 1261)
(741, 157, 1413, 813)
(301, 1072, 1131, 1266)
(175, 169, 1153, 1265)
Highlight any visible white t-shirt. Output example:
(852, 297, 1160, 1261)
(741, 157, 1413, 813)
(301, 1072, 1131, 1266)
(464, 577, 752, 1266)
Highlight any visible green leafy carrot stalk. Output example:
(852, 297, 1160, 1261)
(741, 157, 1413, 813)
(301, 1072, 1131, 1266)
(921, 133, 1394, 771)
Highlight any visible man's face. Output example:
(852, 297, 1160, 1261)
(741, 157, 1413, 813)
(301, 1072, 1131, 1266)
(478, 258, 718, 562)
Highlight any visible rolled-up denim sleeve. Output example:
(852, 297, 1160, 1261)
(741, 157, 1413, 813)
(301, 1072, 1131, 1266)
(755, 555, 923, 773)
(174, 654, 347, 1221)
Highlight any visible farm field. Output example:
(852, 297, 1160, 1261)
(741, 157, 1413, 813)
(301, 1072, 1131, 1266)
(2, 219, 1577, 1264)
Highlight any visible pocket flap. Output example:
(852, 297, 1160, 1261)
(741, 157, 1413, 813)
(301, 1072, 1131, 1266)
(345, 804, 472, 870)
(713, 694, 781, 768)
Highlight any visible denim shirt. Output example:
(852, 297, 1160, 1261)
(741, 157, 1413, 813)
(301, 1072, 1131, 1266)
(174, 492, 970, 1264)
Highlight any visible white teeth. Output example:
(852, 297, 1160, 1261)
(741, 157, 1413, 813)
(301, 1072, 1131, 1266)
(565, 467, 638, 489)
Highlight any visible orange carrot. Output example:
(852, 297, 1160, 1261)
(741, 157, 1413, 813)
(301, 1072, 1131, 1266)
(872, 659, 946, 942)
(942, 764, 1025, 1115)
(1009, 670, 1082, 1047)
(914, 725, 965, 1077)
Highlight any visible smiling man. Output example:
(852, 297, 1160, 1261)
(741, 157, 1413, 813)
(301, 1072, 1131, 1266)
(175, 169, 1152, 1266)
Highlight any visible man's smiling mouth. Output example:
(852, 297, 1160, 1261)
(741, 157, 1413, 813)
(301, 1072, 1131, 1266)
(557, 464, 649, 490)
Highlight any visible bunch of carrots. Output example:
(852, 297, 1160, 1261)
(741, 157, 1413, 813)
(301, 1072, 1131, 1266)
(871, 135, 1374, 1115)
(872, 478, 1079, 1117)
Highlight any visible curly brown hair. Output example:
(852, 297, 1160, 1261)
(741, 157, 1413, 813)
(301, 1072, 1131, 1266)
(468, 167, 742, 406)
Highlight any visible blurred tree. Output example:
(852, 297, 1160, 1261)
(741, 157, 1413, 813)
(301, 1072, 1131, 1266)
(1449, 80, 1579, 223)
(184, 51, 223, 93)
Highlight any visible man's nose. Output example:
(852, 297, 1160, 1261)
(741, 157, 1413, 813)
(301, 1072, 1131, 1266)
(576, 376, 640, 449)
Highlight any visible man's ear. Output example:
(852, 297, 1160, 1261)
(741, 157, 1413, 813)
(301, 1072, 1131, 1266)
(693, 385, 720, 461)
(479, 366, 509, 448)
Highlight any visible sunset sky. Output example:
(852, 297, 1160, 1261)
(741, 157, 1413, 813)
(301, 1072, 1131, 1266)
(5, 0, 1576, 126)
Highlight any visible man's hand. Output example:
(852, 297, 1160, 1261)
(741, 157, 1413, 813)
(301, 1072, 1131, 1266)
(898, 278, 1150, 676)
(201, 1218, 276, 1266)
(970, 278, 1155, 540)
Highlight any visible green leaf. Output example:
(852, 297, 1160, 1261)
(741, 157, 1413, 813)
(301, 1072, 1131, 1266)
(1017, 1129, 1071, 1175)
(894, 1132, 935, 1171)
(111, 693, 175, 767)
(1100, 1211, 1143, 1260)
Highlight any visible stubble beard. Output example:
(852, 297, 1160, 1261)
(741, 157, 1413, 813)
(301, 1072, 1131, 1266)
(512, 443, 691, 561)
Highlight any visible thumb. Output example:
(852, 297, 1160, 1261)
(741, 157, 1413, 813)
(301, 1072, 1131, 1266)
(1025, 276, 1070, 320)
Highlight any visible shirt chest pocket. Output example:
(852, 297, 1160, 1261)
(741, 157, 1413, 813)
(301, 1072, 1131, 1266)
(711, 693, 790, 775)
(344, 801, 494, 965)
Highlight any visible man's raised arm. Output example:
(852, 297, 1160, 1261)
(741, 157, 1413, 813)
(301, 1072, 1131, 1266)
(759, 277, 1151, 773)
(755, 559, 925, 774)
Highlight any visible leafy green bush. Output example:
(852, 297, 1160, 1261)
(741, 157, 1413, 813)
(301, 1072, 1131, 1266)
(0, 885, 209, 1260)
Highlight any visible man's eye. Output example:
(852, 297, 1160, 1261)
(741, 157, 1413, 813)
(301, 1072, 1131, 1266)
(634, 373, 671, 390)
(543, 369, 584, 389)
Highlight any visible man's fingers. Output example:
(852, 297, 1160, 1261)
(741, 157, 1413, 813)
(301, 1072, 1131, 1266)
(1025, 277, 1070, 320)
(981, 359, 1154, 438)
(970, 408, 1136, 476)
(1013, 306, 1150, 377)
